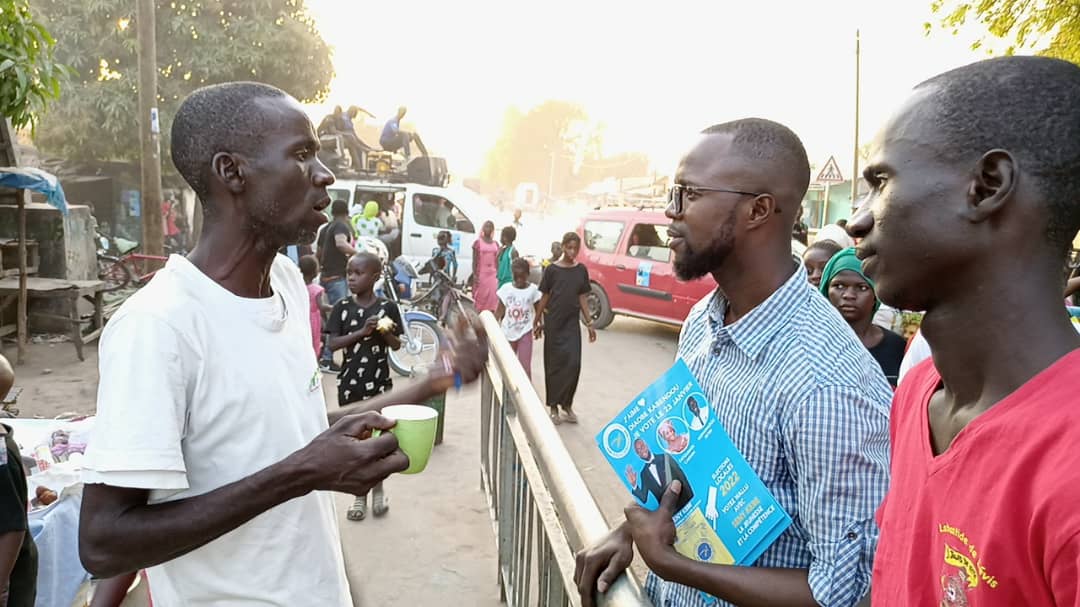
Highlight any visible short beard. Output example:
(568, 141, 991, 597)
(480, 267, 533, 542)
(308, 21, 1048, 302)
(673, 211, 735, 281)
(247, 216, 316, 254)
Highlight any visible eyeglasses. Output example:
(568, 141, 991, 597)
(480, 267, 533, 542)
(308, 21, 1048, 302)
(667, 184, 763, 215)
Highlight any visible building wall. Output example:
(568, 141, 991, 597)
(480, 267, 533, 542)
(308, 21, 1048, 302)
(801, 179, 863, 228)
(0, 203, 97, 332)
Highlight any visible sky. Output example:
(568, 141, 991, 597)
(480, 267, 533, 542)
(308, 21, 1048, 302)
(303, 0, 1009, 182)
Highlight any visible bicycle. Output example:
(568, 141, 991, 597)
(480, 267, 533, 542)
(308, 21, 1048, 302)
(410, 259, 475, 330)
(96, 233, 173, 292)
(97, 251, 169, 292)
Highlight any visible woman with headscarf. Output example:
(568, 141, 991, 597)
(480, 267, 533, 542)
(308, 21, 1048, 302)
(352, 201, 383, 239)
(820, 247, 906, 386)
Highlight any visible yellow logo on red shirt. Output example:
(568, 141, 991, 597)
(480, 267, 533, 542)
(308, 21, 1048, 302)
(938, 523, 999, 606)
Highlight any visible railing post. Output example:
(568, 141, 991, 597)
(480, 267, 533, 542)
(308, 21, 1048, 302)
(476, 312, 652, 607)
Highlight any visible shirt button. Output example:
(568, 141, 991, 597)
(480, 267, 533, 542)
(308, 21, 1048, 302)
(847, 532, 858, 540)
(712, 346, 722, 355)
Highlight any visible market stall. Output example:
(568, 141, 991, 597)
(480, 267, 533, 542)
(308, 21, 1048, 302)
(6, 416, 93, 606)
(0, 167, 105, 363)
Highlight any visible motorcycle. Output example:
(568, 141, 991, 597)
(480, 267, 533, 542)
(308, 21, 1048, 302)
(367, 245, 444, 377)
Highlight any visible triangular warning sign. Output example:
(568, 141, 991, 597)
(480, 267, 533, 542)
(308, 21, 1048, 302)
(816, 156, 844, 183)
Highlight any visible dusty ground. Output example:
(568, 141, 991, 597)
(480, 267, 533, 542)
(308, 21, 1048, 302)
(3, 339, 101, 419)
(531, 317, 681, 583)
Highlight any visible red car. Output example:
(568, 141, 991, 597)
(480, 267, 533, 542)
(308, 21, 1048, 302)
(577, 208, 716, 329)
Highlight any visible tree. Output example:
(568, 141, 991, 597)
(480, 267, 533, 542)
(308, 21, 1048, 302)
(0, 0, 66, 131)
(577, 152, 651, 186)
(928, 0, 1080, 64)
(28, 0, 334, 167)
(481, 100, 652, 196)
(482, 100, 589, 195)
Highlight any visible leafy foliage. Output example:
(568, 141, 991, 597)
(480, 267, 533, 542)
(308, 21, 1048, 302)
(0, 0, 67, 132)
(29, 0, 334, 164)
(928, 0, 1080, 64)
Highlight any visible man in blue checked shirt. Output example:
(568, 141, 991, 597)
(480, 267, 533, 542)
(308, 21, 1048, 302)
(574, 119, 892, 607)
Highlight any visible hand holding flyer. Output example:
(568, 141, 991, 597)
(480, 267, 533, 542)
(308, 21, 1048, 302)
(596, 359, 792, 575)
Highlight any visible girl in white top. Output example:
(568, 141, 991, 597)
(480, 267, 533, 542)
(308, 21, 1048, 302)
(496, 258, 541, 379)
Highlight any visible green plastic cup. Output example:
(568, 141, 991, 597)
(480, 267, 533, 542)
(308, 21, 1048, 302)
(379, 404, 439, 474)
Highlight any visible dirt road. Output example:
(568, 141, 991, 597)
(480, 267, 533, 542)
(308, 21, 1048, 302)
(531, 316, 680, 583)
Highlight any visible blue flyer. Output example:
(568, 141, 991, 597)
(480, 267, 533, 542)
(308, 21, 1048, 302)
(596, 359, 792, 571)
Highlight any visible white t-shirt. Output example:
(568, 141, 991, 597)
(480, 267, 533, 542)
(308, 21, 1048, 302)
(497, 282, 541, 342)
(82, 255, 350, 607)
(896, 329, 932, 386)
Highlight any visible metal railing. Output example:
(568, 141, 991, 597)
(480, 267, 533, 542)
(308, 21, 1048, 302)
(478, 312, 652, 607)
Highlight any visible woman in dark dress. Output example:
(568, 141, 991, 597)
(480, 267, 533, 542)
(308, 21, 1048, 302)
(820, 247, 907, 386)
(534, 232, 597, 424)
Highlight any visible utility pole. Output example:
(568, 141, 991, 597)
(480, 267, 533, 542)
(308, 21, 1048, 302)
(136, 0, 164, 260)
(851, 29, 861, 210)
(547, 150, 556, 201)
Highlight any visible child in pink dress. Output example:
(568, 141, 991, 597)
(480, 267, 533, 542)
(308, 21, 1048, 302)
(300, 256, 332, 357)
(472, 220, 500, 312)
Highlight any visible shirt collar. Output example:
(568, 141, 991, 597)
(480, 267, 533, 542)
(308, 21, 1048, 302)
(706, 264, 809, 360)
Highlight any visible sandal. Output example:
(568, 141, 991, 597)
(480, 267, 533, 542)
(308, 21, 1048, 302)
(346, 495, 367, 521)
(562, 408, 579, 424)
(372, 484, 389, 517)
(549, 407, 562, 425)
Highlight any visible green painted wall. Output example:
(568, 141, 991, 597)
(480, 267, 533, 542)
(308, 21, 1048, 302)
(801, 180, 861, 228)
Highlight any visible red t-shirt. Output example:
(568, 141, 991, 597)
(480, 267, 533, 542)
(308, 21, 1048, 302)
(873, 350, 1080, 606)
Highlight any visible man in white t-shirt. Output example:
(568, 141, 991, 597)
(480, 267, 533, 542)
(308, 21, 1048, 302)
(78, 82, 487, 607)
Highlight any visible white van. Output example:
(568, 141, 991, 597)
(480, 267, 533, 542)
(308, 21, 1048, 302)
(326, 178, 504, 285)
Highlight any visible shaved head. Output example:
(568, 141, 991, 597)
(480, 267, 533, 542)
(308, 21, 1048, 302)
(913, 56, 1080, 255)
(171, 82, 289, 207)
(700, 118, 811, 212)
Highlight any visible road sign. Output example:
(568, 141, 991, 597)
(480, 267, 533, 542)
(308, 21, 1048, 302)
(816, 156, 844, 183)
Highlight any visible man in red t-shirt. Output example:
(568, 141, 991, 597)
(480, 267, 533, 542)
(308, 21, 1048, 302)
(846, 56, 1080, 606)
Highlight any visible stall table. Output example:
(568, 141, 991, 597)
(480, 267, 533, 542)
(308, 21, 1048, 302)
(0, 277, 105, 361)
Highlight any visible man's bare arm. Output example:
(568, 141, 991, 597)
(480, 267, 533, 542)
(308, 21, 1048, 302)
(80, 413, 406, 578)
(652, 553, 816, 607)
(329, 377, 441, 424)
(327, 320, 488, 425)
(335, 233, 356, 257)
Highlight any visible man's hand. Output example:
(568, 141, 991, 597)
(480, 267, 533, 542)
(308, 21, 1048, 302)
(573, 523, 634, 607)
(587, 326, 597, 343)
(533, 322, 544, 340)
(624, 480, 681, 571)
(291, 412, 409, 495)
(624, 464, 637, 488)
(425, 315, 489, 394)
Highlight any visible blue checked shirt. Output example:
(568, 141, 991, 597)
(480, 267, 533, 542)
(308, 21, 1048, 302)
(645, 266, 892, 607)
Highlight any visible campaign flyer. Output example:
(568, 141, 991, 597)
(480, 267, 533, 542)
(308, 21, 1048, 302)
(596, 359, 792, 570)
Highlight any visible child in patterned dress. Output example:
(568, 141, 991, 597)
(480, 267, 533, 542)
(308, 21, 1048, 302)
(326, 253, 404, 521)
